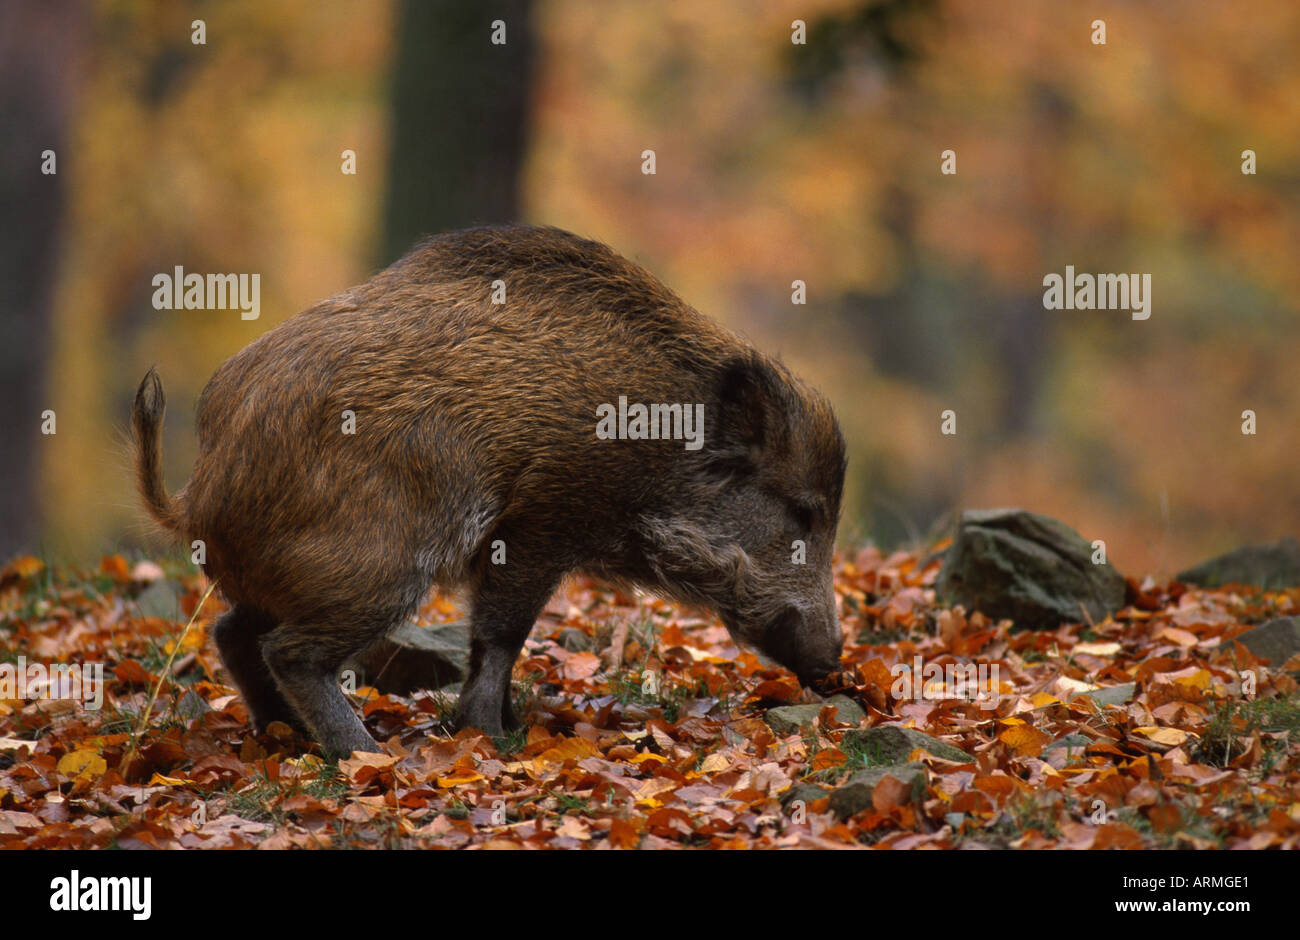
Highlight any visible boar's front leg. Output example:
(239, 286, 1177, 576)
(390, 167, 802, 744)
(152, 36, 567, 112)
(456, 548, 563, 736)
(260, 618, 389, 757)
(212, 605, 304, 733)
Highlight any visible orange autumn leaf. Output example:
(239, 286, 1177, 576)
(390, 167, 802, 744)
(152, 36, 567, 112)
(998, 723, 1052, 757)
(533, 736, 601, 767)
(1, 556, 43, 583)
(608, 817, 641, 849)
(99, 554, 131, 581)
(811, 747, 847, 772)
(560, 652, 601, 680)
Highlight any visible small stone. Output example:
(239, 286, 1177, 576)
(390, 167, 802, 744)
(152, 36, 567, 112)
(840, 725, 970, 764)
(779, 783, 829, 809)
(345, 619, 470, 695)
(763, 705, 821, 735)
(1219, 616, 1300, 669)
(1178, 538, 1300, 590)
(764, 694, 865, 735)
(824, 694, 866, 726)
(1075, 683, 1136, 707)
(829, 762, 927, 820)
(936, 508, 1127, 630)
(135, 578, 183, 621)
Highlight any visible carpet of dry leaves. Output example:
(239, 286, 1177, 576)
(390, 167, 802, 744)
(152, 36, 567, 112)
(1, 545, 1298, 850)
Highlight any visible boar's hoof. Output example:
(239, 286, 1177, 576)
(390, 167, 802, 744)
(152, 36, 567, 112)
(499, 703, 522, 733)
(322, 729, 382, 759)
(454, 698, 506, 737)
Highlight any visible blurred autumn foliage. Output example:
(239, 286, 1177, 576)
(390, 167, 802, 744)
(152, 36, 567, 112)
(16, 0, 1300, 575)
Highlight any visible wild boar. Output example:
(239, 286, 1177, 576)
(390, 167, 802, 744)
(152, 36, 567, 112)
(132, 225, 847, 756)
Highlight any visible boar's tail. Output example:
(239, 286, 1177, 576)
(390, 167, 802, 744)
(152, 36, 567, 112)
(131, 368, 182, 534)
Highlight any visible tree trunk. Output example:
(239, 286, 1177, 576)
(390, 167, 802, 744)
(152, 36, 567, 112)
(379, 0, 535, 266)
(0, 2, 88, 561)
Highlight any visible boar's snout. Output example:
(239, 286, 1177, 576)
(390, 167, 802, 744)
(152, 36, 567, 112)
(764, 600, 842, 687)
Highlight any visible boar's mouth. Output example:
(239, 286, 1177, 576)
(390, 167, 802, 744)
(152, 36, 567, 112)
(753, 606, 837, 688)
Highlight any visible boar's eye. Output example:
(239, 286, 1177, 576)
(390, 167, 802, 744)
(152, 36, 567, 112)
(787, 499, 816, 533)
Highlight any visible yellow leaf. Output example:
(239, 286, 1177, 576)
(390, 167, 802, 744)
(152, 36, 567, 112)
(164, 631, 205, 654)
(630, 753, 667, 765)
(680, 646, 729, 663)
(1173, 669, 1213, 691)
(285, 754, 325, 772)
(147, 773, 190, 786)
(1029, 692, 1061, 708)
(57, 748, 107, 779)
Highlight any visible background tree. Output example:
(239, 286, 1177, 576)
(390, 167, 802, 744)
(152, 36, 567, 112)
(0, 2, 88, 559)
(380, 0, 535, 265)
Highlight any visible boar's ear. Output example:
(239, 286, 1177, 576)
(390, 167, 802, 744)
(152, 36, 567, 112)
(710, 356, 789, 474)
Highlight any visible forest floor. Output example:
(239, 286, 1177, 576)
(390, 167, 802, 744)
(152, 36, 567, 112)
(1, 547, 1298, 849)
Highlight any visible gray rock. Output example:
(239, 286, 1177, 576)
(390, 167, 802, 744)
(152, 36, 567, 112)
(823, 694, 866, 726)
(1178, 538, 1300, 590)
(1218, 616, 1300, 668)
(1074, 683, 1136, 707)
(764, 694, 865, 735)
(829, 763, 927, 819)
(135, 579, 183, 621)
(840, 725, 970, 764)
(763, 705, 820, 735)
(344, 619, 470, 695)
(779, 783, 829, 809)
(937, 508, 1127, 630)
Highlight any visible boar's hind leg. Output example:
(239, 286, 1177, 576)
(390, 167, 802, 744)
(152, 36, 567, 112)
(456, 557, 563, 736)
(212, 605, 303, 733)
(260, 620, 386, 757)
